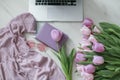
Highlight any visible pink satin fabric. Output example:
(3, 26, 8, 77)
(0, 13, 65, 80)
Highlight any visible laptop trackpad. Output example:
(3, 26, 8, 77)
(47, 7, 65, 19)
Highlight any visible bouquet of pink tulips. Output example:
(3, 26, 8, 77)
(75, 18, 120, 80)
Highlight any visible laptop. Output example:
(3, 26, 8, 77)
(29, 0, 83, 21)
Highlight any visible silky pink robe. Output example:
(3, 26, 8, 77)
(0, 13, 65, 80)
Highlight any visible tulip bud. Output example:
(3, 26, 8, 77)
(76, 64, 85, 72)
(81, 72, 94, 80)
(84, 64, 96, 74)
(88, 35, 97, 44)
(80, 38, 91, 49)
(81, 25, 91, 36)
(51, 29, 63, 42)
(75, 52, 86, 63)
(93, 55, 104, 65)
(92, 42, 105, 52)
(93, 26, 101, 33)
(83, 18, 93, 28)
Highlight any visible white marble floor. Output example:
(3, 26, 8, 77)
(0, 0, 120, 80)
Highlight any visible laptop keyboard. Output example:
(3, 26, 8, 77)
(35, 0, 76, 6)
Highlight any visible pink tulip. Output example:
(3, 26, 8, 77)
(83, 18, 93, 28)
(81, 25, 91, 36)
(93, 55, 104, 65)
(51, 29, 63, 42)
(88, 35, 97, 43)
(75, 52, 86, 63)
(92, 42, 105, 52)
(76, 64, 85, 72)
(82, 35, 89, 39)
(80, 38, 91, 48)
(84, 64, 96, 74)
(81, 47, 92, 52)
(93, 26, 101, 33)
(81, 72, 94, 80)
(76, 65, 94, 80)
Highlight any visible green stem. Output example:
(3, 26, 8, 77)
(66, 74, 72, 80)
(85, 55, 93, 58)
(56, 42, 73, 80)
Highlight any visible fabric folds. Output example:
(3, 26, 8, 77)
(0, 13, 65, 80)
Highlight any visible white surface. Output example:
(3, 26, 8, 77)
(0, 0, 120, 80)
(29, 0, 83, 21)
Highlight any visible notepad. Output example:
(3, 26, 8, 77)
(35, 23, 68, 51)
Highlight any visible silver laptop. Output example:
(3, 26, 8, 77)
(29, 0, 83, 21)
